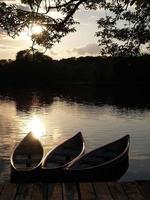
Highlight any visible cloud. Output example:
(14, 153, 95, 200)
(0, 0, 30, 11)
(0, 28, 7, 36)
(16, 4, 30, 11)
(74, 7, 105, 24)
(0, 0, 16, 1)
(0, 44, 14, 50)
(49, 50, 57, 56)
(0, 0, 20, 4)
(72, 43, 99, 55)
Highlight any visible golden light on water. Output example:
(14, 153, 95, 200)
(26, 115, 46, 139)
(52, 128, 61, 141)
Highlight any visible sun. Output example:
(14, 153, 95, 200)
(19, 24, 43, 39)
(31, 24, 43, 34)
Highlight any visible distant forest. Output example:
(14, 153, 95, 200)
(0, 51, 150, 88)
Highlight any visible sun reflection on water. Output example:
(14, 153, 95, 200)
(51, 128, 61, 141)
(25, 115, 46, 139)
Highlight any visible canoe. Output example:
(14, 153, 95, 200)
(10, 132, 44, 182)
(65, 135, 130, 182)
(41, 132, 85, 182)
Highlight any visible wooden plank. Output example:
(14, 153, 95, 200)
(63, 182, 79, 200)
(108, 182, 128, 200)
(79, 182, 96, 200)
(16, 183, 44, 200)
(30, 183, 43, 200)
(122, 182, 145, 200)
(42, 183, 48, 200)
(0, 184, 4, 195)
(18, 184, 33, 200)
(15, 184, 30, 200)
(93, 182, 113, 200)
(0, 183, 18, 200)
(47, 183, 63, 200)
(137, 181, 150, 200)
(0, 181, 149, 200)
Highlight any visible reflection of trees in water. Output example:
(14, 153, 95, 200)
(52, 86, 150, 111)
(0, 86, 150, 112)
(0, 90, 54, 112)
(0, 142, 13, 182)
(0, 158, 4, 172)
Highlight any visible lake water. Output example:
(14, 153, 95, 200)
(0, 86, 150, 182)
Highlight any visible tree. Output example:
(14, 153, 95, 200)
(0, 0, 147, 52)
(96, 0, 150, 56)
(16, 49, 53, 62)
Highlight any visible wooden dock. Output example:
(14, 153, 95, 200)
(0, 181, 150, 200)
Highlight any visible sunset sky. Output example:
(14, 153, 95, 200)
(0, 1, 105, 60)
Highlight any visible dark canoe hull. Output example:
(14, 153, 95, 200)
(41, 135, 129, 182)
(65, 135, 130, 182)
(10, 165, 41, 183)
(10, 132, 44, 183)
(41, 148, 129, 182)
(41, 132, 85, 182)
(41, 167, 66, 182)
(65, 148, 129, 182)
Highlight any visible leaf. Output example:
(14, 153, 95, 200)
(130, 0, 144, 6)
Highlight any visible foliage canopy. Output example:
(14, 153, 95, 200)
(96, 0, 150, 56)
(0, 0, 148, 55)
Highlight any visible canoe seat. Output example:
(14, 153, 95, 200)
(92, 151, 117, 162)
(75, 152, 117, 169)
(14, 154, 41, 169)
(56, 149, 79, 157)
(14, 159, 40, 164)
(53, 149, 79, 162)
(44, 152, 78, 168)
(14, 154, 42, 160)
(14, 162, 38, 169)
(46, 150, 79, 163)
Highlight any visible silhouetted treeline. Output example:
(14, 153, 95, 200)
(0, 51, 150, 88)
